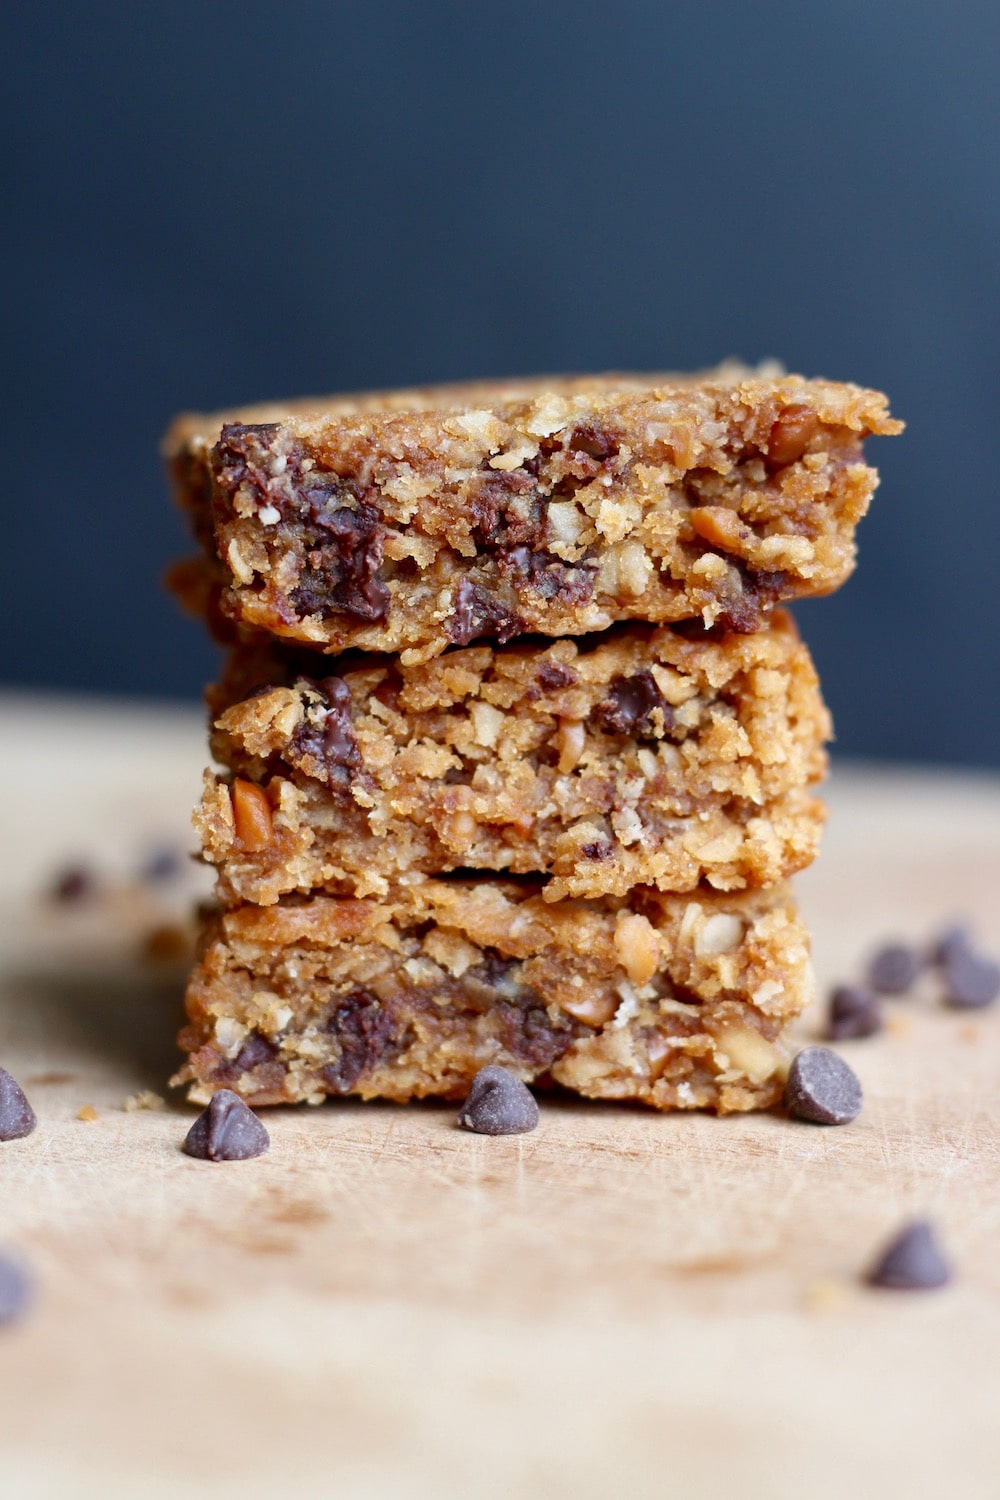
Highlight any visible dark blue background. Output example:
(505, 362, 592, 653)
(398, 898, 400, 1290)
(3, 1, 997, 764)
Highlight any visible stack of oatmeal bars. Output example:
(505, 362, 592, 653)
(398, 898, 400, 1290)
(164, 370, 900, 1113)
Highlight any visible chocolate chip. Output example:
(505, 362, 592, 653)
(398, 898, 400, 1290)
(533, 660, 577, 694)
(139, 848, 182, 883)
(868, 943, 923, 995)
(784, 1046, 862, 1125)
(866, 1219, 951, 1290)
(568, 422, 619, 461)
(457, 1066, 539, 1135)
(930, 923, 972, 969)
(0, 1253, 34, 1324)
(290, 498, 390, 623)
(182, 1090, 270, 1161)
(323, 990, 398, 1093)
(289, 676, 360, 781)
(942, 947, 1000, 1010)
(450, 579, 524, 647)
(0, 1068, 37, 1141)
(49, 864, 97, 903)
(497, 1000, 579, 1072)
(825, 984, 883, 1041)
(712, 564, 788, 634)
(593, 672, 674, 738)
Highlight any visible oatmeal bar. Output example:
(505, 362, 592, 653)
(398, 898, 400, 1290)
(164, 369, 900, 663)
(199, 609, 829, 904)
(174, 878, 812, 1114)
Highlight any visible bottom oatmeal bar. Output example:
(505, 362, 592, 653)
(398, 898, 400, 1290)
(175, 879, 812, 1114)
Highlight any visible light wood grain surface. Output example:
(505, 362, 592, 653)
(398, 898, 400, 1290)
(1, 692, 999, 1500)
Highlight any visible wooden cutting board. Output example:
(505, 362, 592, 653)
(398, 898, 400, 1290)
(1, 693, 998, 1500)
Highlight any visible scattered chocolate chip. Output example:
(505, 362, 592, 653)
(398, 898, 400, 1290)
(49, 864, 97, 903)
(457, 1066, 539, 1136)
(825, 984, 883, 1041)
(929, 923, 972, 969)
(784, 1046, 862, 1125)
(0, 1253, 34, 1324)
(183, 1090, 270, 1161)
(593, 671, 674, 739)
(942, 947, 1000, 1010)
(866, 1219, 951, 1290)
(868, 943, 923, 995)
(0, 1068, 37, 1141)
(139, 847, 182, 883)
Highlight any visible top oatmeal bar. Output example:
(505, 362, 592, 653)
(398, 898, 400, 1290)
(165, 368, 901, 664)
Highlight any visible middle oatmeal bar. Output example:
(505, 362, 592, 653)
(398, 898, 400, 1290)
(198, 608, 829, 904)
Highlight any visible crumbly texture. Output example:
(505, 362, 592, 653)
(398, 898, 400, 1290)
(198, 610, 828, 903)
(165, 368, 901, 663)
(174, 878, 813, 1114)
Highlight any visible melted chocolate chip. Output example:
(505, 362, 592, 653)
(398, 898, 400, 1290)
(323, 990, 398, 1092)
(569, 422, 619, 461)
(450, 580, 525, 647)
(713, 564, 789, 633)
(183, 1090, 270, 1162)
(825, 984, 883, 1041)
(290, 498, 390, 622)
(784, 1046, 862, 1125)
(532, 660, 577, 693)
(0, 1068, 37, 1141)
(498, 546, 596, 605)
(289, 676, 360, 781)
(593, 671, 674, 738)
(469, 468, 543, 549)
(868, 943, 923, 995)
(457, 1066, 539, 1136)
(215, 425, 390, 623)
(497, 1001, 578, 1072)
(867, 1220, 951, 1291)
(0, 1254, 34, 1324)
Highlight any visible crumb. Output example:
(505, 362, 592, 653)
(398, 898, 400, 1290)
(885, 1012, 911, 1038)
(958, 1024, 980, 1045)
(140, 923, 191, 963)
(76, 1104, 99, 1122)
(123, 1090, 166, 1113)
(804, 1277, 847, 1312)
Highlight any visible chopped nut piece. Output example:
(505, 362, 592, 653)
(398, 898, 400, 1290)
(123, 1090, 166, 1113)
(613, 912, 660, 985)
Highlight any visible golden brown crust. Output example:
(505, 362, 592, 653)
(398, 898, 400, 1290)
(197, 611, 829, 903)
(174, 878, 813, 1114)
(165, 367, 901, 661)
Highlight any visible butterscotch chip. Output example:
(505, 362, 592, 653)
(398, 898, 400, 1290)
(172, 878, 813, 1115)
(199, 610, 828, 904)
(231, 780, 273, 851)
(164, 368, 900, 661)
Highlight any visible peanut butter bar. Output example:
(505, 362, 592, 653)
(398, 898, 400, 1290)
(165, 369, 900, 663)
(174, 878, 812, 1114)
(198, 609, 828, 904)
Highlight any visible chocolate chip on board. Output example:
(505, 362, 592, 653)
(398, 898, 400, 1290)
(866, 1219, 952, 1291)
(868, 942, 923, 995)
(929, 923, 972, 969)
(0, 1068, 37, 1141)
(784, 1046, 862, 1125)
(49, 864, 98, 903)
(0, 1253, 34, 1325)
(183, 1090, 270, 1161)
(457, 1066, 539, 1136)
(942, 947, 1000, 1010)
(825, 984, 883, 1041)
